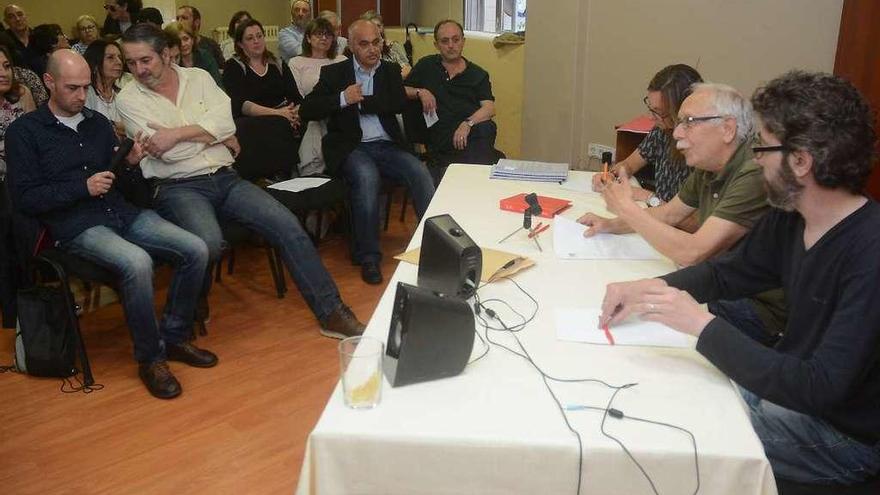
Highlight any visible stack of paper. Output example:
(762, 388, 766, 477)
(490, 159, 569, 182)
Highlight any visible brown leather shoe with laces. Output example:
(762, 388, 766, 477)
(319, 304, 366, 339)
(138, 360, 182, 399)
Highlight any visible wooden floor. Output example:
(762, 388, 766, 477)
(0, 202, 419, 495)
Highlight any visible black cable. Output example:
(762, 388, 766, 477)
(472, 277, 699, 495)
(60, 372, 104, 394)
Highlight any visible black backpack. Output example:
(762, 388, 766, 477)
(14, 286, 77, 378)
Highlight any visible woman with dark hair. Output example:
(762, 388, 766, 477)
(221, 10, 251, 61)
(360, 10, 410, 78)
(165, 21, 222, 87)
(289, 17, 346, 176)
(593, 64, 703, 206)
(28, 24, 70, 77)
(84, 39, 125, 137)
(222, 19, 302, 128)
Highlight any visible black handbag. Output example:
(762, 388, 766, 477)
(14, 286, 78, 378)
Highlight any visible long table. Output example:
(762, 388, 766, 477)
(295, 164, 777, 495)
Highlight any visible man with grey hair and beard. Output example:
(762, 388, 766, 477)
(597, 71, 880, 488)
(578, 82, 785, 345)
(279, 0, 312, 63)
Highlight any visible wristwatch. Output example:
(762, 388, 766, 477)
(466, 119, 475, 128)
(646, 194, 662, 207)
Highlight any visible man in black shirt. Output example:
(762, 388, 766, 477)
(598, 71, 880, 485)
(404, 20, 499, 178)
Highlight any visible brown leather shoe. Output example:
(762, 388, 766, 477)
(138, 360, 182, 399)
(166, 342, 219, 368)
(319, 304, 366, 339)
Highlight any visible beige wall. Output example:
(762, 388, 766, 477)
(386, 27, 524, 158)
(12, 0, 291, 38)
(403, 0, 462, 27)
(522, 0, 844, 166)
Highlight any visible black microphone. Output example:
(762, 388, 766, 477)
(524, 192, 542, 216)
(110, 137, 135, 176)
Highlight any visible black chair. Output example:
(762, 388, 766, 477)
(776, 474, 880, 495)
(216, 115, 348, 294)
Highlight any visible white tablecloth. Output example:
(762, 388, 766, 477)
(296, 164, 777, 495)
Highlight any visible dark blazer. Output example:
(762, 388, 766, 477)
(299, 59, 408, 177)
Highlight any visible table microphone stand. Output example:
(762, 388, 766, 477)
(498, 193, 545, 251)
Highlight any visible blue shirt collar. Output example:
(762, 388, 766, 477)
(353, 57, 381, 77)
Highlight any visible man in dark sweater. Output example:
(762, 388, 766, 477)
(598, 71, 880, 485)
(7, 50, 214, 399)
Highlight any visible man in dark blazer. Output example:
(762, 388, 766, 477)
(301, 19, 435, 285)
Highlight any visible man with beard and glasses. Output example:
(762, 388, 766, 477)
(597, 71, 880, 487)
(579, 82, 785, 346)
(278, 0, 311, 64)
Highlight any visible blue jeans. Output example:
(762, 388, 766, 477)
(66, 210, 208, 364)
(342, 141, 435, 263)
(153, 168, 342, 320)
(709, 298, 778, 346)
(740, 387, 880, 484)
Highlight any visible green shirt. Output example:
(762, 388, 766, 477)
(405, 54, 494, 153)
(677, 141, 769, 227)
(676, 141, 786, 334)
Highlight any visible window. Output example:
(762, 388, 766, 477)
(463, 0, 527, 33)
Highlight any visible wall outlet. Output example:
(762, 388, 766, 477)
(588, 143, 615, 162)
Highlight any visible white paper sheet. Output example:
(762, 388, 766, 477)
(423, 110, 439, 128)
(553, 215, 663, 260)
(558, 174, 595, 193)
(267, 177, 331, 193)
(555, 308, 695, 348)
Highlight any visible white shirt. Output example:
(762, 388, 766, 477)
(116, 65, 236, 179)
(55, 112, 85, 131)
(85, 86, 119, 123)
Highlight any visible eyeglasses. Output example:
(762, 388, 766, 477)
(751, 136, 788, 158)
(675, 115, 726, 130)
(103, 4, 118, 12)
(310, 31, 333, 39)
(80, 24, 97, 32)
(643, 96, 667, 119)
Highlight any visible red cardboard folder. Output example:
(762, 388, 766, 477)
(500, 193, 572, 218)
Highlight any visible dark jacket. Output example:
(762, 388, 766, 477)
(299, 59, 408, 177)
(6, 105, 139, 244)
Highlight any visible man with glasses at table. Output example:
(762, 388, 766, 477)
(578, 82, 785, 346)
(597, 71, 880, 488)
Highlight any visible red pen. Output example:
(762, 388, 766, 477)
(602, 324, 615, 345)
(528, 223, 550, 238)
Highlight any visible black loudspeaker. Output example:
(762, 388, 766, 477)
(418, 214, 482, 299)
(384, 282, 475, 387)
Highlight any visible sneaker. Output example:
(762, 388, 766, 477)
(138, 360, 182, 399)
(166, 342, 219, 368)
(319, 304, 366, 339)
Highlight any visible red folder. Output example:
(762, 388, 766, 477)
(500, 193, 572, 218)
